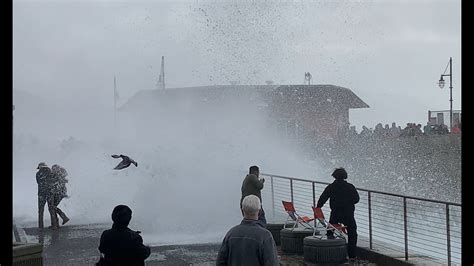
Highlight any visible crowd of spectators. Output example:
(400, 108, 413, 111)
(297, 120, 461, 203)
(343, 121, 460, 139)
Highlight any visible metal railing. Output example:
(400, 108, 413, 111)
(261, 173, 462, 265)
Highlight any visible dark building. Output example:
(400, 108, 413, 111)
(119, 84, 369, 140)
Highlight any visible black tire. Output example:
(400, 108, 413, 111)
(265, 223, 285, 230)
(265, 222, 297, 230)
(303, 236, 347, 264)
(265, 223, 285, 246)
(280, 228, 314, 255)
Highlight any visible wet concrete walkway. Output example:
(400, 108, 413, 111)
(15, 223, 376, 265)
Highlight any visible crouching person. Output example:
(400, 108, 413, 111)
(98, 205, 151, 266)
(216, 195, 278, 266)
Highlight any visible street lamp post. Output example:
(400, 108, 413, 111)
(438, 57, 453, 132)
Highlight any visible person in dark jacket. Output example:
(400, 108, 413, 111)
(51, 164, 70, 226)
(98, 205, 151, 266)
(241, 165, 266, 225)
(216, 195, 278, 266)
(316, 168, 360, 259)
(36, 162, 58, 229)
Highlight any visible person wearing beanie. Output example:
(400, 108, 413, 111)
(316, 167, 360, 260)
(98, 205, 151, 266)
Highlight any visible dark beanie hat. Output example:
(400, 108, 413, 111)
(112, 205, 132, 226)
(332, 168, 348, 179)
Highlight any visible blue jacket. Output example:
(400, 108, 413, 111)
(216, 219, 278, 266)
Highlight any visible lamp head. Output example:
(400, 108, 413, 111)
(438, 75, 445, 89)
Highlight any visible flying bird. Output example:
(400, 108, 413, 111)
(111, 154, 138, 170)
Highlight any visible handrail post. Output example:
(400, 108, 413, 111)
(403, 197, 408, 261)
(290, 179, 294, 203)
(312, 182, 316, 207)
(368, 191, 372, 249)
(271, 176, 275, 220)
(446, 203, 451, 266)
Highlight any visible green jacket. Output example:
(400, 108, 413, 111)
(240, 174, 264, 207)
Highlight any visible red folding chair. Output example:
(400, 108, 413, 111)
(312, 207, 347, 239)
(281, 201, 314, 230)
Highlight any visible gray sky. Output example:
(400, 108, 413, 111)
(13, 0, 461, 129)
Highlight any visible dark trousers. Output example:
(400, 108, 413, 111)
(258, 207, 267, 226)
(327, 211, 357, 258)
(51, 194, 69, 223)
(38, 194, 58, 228)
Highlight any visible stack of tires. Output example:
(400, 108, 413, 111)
(265, 222, 296, 246)
(280, 228, 314, 255)
(303, 237, 347, 265)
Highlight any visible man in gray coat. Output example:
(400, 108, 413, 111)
(216, 195, 278, 266)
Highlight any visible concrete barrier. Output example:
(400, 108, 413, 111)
(13, 242, 43, 266)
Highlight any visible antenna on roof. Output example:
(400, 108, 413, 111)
(304, 72, 312, 85)
(156, 56, 165, 90)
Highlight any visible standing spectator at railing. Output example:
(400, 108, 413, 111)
(241, 165, 266, 225)
(348, 126, 358, 139)
(452, 124, 461, 134)
(400, 123, 413, 137)
(383, 124, 391, 137)
(316, 168, 360, 260)
(389, 122, 401, 138)
(440, 124, 449, 134)
(359, 126, 372, 138)
(414, 124, 423, 136)
(423, 122, 433, 135)
(373, 123, 385, 137)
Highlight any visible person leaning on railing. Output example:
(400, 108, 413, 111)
(316, 168, 360, 261)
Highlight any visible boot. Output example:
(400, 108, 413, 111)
(56, 207, 70, 225)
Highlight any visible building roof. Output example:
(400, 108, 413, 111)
(119, 84, 369, 112)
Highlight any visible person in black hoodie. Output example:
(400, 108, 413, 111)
(98, 205, 151, 266)
(316, 168, 360, 260)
